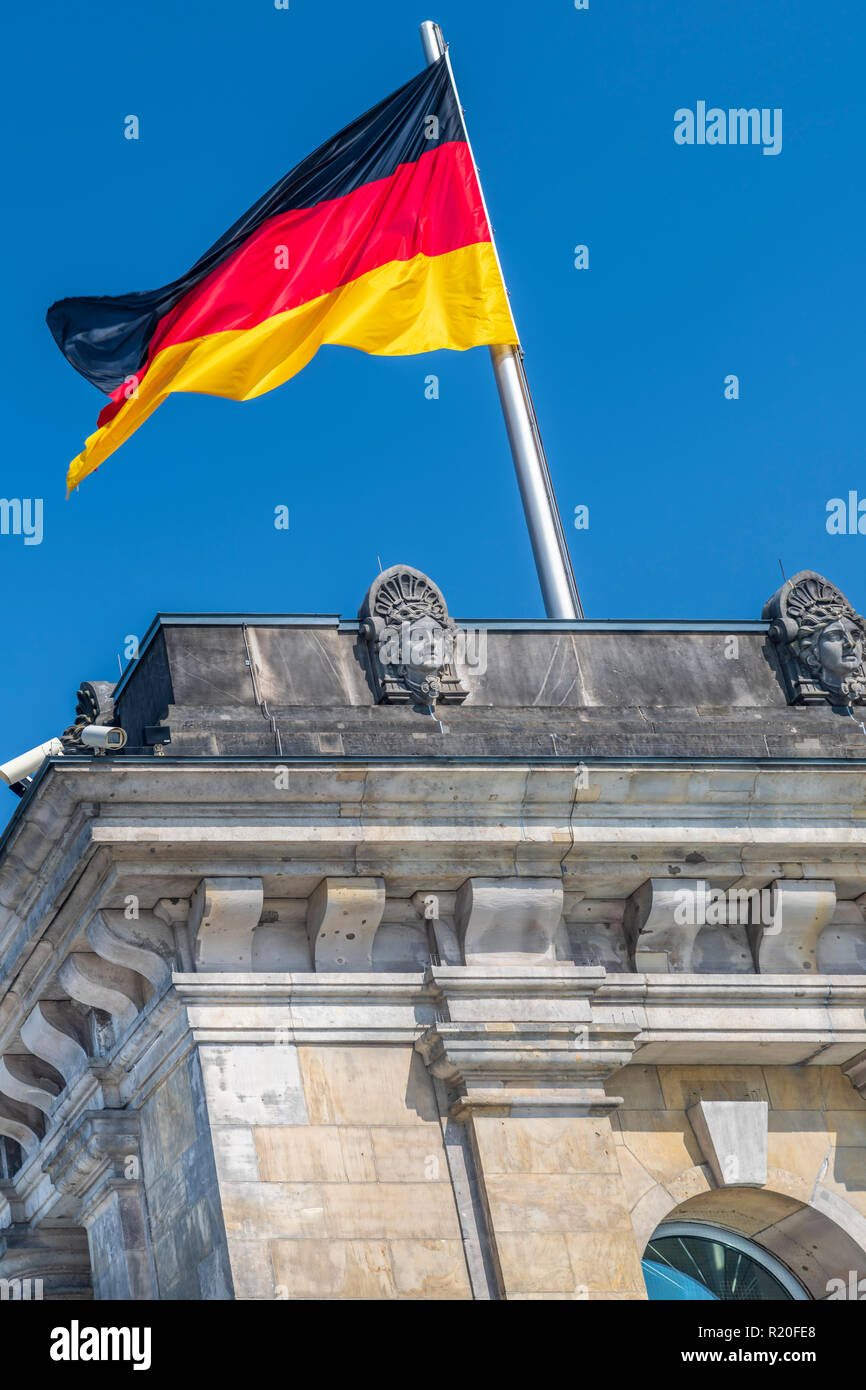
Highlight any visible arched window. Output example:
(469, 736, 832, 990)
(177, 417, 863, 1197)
(643, 1220, 810, 1301)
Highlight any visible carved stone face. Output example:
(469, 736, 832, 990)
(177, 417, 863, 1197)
(358, 565, 469, 706)
(403, 616, 448, 676)
(380, 616, 448, 687)
(817, 617, 864, 684)
(763, 571, 866, 706)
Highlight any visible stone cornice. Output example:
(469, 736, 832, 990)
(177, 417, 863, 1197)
(2, 762, 866, 1038)
(597, 974, 866, 1003)
(170, 971, 437, 1046)
(426, 962, 606, 1000)
(171, 971, 433, 1005)
(6, 758, 866, 891)
(594, 973, 866, 1065)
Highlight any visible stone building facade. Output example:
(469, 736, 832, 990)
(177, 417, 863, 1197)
(0, 565, 865, 1301)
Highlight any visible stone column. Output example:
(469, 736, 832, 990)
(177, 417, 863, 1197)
(417, 964, 646, 1300)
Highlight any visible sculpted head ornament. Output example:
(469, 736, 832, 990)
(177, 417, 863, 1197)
(763, 571, 866, 705)
(358, 566, 469, 706)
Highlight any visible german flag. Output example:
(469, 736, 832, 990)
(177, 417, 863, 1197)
(47, 56, 518, 492)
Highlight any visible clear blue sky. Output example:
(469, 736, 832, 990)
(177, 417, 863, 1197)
(2, 0, 865, 761)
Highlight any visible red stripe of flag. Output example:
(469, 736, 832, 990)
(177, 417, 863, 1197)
(98, 141, 486, 429)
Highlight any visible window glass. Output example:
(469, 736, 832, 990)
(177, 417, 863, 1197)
(642, 1222, 808, 1301)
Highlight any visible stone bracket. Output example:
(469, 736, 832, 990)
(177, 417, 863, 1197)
(306, 877, 386, 971)
(623, 878, 708, 972)
(0, 1054, 63, 1114)
(58, 953, 143, 1034)
(751, 879, 836, 973)
(20, 1001, 89, 1087)
(0, 1095, 43, 1154)
(687, 1098, 769, 1187)
(189, 877, 264, 971)
(43, 1109, 159, 1301)
(87, 909, 176, 993)
(454, 877, 564, 965)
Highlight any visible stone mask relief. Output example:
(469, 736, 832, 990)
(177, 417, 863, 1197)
(763, 570, 866, 705)
(358, 565, 469, 706)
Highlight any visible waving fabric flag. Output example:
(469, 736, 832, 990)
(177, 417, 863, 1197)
(47, 56, 517, 492)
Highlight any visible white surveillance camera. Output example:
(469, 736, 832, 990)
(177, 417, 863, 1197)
(79, 726, 127, 751)
(0, 739, 64, 786)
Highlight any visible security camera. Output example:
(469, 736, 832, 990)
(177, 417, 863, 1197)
(79, 726, 127, 751)
(0, 738, 64, 786)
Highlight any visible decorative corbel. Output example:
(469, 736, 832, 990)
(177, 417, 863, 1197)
(58, 954, 144, 1033)
(188, 877, 264, 970)
(623, 878, 708, 972)
(0, 1054, 63, 1114)
(454, 877, 564, 965)
(0, 1095, 43, 1154)
(20, 1001, 89, 1087)
(750, 880, 836, 973)
(86, 909, 176, 993)
(306, 877, 386, 970)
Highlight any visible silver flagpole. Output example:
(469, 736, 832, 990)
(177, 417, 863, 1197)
(419, 20, 583, 620)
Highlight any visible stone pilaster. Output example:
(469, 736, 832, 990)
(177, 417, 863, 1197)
(45, 1111, 157, 1300)
(416, 965, 646, 1300)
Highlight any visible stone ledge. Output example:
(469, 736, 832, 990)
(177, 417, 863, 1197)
(595, 973, 866, 1064)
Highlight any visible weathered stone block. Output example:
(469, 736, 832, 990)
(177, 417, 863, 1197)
(607, 1064, 665, 1110)
(389, 1239, 471, 1299)
(482, 1174, 632, 1234)
(472, 1114, 620, 1176)
(658, 1064, 769, 1110)
(763, 1067, 825, 1111)
(495, 1231, 574, 1293)
(200, 1044, 308, 1127)
(764, 1112, 833, 1184)
(369, 1125, 448, 1183)
(149, 1059, 199, 1179)
(321, 1183, 462, 1240)
(221, 1182, 327, 1240)
(271, 1238, 393, 1298)
(212, 1126, 260, 1183)
(298, 1045, 439, 1126)
(255, 1125, 375, 1184)
(565, 1232, 647, 1293)
(826, 1110, 866, 1146)
(224, 1238, 275, 1300)
(616, 1109, 705, 1183)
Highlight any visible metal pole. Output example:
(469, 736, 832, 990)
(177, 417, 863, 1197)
(419, 21, 583, 619)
